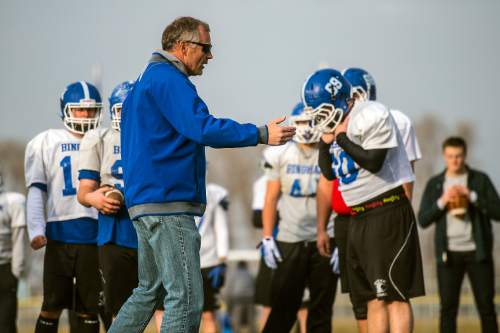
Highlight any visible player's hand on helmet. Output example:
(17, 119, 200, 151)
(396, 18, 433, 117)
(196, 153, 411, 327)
(31, 235, 47, 250)
(260, 237, 282, 269)
(321, 133, 335, 144)
(266, 117, 296, 145)
(208, 263, 226, 289)
(334, 115, 350, 136)
(86, 186, 121, 215)
(316, 230, 331, 257)
(330, 247, 340, 275)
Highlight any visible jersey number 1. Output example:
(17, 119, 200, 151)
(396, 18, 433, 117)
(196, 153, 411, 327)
(60, 156, 76, 196)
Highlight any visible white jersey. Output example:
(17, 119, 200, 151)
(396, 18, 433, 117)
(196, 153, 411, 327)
(196, 183, 229, 268)
(263, 142, 320, 242)
(390, 109, 422, 162)
(334, 101, 415, 206)
(24, 129, 97, 222)
(0, 192, 26, 266)
(252, 175, 268, 210)
(79, 128, 123, 189)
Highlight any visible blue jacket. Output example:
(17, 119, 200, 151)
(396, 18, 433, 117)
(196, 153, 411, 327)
(122, 51, 264, 219)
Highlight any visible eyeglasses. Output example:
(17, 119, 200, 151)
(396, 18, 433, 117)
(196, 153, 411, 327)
(184, 40, 212, 54)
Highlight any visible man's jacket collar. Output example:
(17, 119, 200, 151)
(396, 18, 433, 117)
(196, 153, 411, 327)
(150, 49, 188, 76)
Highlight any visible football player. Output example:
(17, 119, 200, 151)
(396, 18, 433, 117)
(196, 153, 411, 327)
(260, 102, 338, 333)
(0, 169, 28, 333)
(304, 68, 425, 333)
(251, 169, 309, 333)
(76, 81, 139, 322)
(315, 68, 422, 333)
(25, 81, 102, 333)
(195, 182, 229, 333)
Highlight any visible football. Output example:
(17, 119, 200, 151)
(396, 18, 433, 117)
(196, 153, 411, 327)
(105, 188, 124, 206)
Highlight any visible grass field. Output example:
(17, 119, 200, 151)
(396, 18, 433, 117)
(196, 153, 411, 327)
(18, 294, 497, 332)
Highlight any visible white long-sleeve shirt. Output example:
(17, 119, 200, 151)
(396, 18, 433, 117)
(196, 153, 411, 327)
(196, 183, 229, 268)
(0, 191, 28, 278)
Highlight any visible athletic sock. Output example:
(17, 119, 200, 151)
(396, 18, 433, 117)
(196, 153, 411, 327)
(35, 315, 59, 333)
(73, 315, 100, 333)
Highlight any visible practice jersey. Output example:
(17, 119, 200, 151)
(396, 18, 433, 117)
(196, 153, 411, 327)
(331, 108, 421, 211)
(25, 129, 98, 243)
(332, 101, 414, 206)
(195, 183, 229, 268)
(390, 110, 422, 162)
(252, 175, 267, 211)
(263, 142, 320, 242)
(78, 128, 137, 249)
(0, 192, 26, 265)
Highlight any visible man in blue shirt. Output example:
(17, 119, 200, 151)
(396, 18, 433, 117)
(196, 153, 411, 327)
(109, 16, 295, 333)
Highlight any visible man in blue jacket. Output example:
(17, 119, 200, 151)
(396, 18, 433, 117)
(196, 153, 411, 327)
(109, 16, 295, 333)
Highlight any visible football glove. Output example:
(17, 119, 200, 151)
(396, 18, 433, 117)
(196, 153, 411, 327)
(207, 263, 226, 289)
(260, 237, 282, 269)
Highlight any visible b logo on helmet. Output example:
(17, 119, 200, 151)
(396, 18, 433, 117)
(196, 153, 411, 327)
(325, 77, 342, 96)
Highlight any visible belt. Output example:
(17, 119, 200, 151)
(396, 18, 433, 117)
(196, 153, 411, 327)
(351, 188, 406, 216)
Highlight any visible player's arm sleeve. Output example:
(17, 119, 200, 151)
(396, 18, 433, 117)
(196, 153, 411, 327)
(78, 130, 102, 182)
(336, 133, 388, 174)
(26, 186, 47, 241)
(153, 76, 264, 147)
(417, 177, 446, 228)
(8, 194, 28, 278)
(318, 139, 335, 180)
(215, 197, 230, 260)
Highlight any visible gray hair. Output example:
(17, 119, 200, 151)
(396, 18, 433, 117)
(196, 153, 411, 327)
(162, 17, 210, 51)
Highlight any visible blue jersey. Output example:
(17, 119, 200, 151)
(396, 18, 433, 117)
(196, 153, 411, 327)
(78, 128, 137, 248)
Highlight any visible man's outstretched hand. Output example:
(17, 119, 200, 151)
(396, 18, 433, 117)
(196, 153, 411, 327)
(266, 117, 296, 145)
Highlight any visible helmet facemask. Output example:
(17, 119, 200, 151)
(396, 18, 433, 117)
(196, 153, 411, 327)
(63, 100, 102, 134)
(305, 103, 344, 133)
(351, 86, 369, 103)
(111, 103, 122, 131)
(290, 112, 321, 144)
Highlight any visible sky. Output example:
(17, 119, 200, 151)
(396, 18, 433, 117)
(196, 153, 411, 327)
(1, 0, 500, 183)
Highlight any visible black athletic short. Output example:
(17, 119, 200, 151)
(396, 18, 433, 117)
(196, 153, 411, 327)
(42, 241, 100, 313)
(98, 243, 138, 315)
(201, 266, 222, 311)
(254, 257, 273, 306)
(335, 214, 368, 320)
(347, 187, 425, 304)
(334, 214, 350, 293)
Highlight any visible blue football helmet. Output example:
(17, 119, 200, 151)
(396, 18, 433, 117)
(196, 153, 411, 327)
(60, 81, 102, 134)
(109, 81, 134, 131)
(289, 102, 321, 144)
(302, 68, 352, 133)
(342, 67, 376, 101)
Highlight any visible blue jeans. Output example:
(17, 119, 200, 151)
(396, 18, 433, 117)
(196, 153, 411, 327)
(109, 215, 203, 333)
